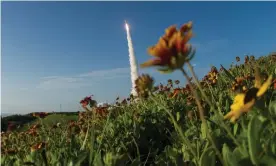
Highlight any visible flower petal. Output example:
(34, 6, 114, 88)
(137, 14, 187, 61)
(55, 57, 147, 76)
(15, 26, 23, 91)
(165, 25, 177, 38)
(147, 46, 158, 57)
(140, 59, 162, 68)
(180, 21, 193, 33)
(257, 75, 273, 97)
(148, 40, 173, 59)
(182, 30, 193, 44)
(224, 93, 255, 123)
(168, 32, 179, 48)
(224, 111, 234, 120)
(224, 107, 243, 123)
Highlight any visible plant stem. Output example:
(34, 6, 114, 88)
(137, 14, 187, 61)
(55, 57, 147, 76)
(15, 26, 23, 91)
(186, 62, 212, 106)
(216, 106, 242, 147)
(206, 79, 241, 147)
(180, 68, 205, 124)
(150, 93, 197, 159)
(189, 62, 242, 147)
(180, 67, 225, 165)
(81, 123, 90, 150)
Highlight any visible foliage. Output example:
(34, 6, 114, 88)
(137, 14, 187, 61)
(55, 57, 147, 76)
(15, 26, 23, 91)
(1, 22, 276, 166)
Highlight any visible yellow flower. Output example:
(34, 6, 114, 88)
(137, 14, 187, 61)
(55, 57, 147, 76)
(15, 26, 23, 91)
(224, 75, 273, 123)
(140, 21, 194, 73)
(208, 72, 218, 81)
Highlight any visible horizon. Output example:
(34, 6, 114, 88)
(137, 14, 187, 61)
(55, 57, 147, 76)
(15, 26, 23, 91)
(2, 2, 276, 114)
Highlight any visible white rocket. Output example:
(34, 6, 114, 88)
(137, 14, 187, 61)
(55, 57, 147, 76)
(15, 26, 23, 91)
(124, 20, 139, 97)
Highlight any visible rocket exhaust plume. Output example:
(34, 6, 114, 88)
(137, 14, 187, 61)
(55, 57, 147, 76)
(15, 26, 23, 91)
(125, 21, 139, 97)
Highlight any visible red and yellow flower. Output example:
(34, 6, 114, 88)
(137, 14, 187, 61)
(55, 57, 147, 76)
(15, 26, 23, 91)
(135, 74, 155, 98)
(80, 95, 97, 109)
(31, 142, 46, 152)
(171, 88, 182, 98)
(140, 21, 195, 73)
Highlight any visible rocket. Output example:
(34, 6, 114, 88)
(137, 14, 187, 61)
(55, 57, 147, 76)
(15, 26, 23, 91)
(125, 20, 129, 30)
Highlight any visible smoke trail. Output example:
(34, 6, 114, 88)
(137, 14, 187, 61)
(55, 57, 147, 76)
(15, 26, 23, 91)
(125, 23, 139, 97)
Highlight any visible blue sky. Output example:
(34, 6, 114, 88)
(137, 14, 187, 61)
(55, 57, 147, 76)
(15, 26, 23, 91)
(2, 2, 276, 114)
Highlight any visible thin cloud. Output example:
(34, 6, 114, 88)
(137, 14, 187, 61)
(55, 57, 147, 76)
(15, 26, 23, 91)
(36, 67, 131, 90)
(78, 67, 129, 77)
(195, 39, 229, 55)
(40, 76, 61, 80)
(19, 87, 29, 91)
(36, 77, 83, 90)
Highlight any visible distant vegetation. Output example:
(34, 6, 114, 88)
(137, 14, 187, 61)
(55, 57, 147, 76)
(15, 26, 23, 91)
(1, 112, 79, 132)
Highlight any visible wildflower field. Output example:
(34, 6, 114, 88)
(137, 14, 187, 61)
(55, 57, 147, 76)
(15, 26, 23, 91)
(1, 22, 276, 166)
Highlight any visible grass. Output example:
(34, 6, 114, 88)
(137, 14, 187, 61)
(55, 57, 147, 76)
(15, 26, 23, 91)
(1, 54, 275, 166)
(1, 22, 276, 166)
(19, 114, 78, 131)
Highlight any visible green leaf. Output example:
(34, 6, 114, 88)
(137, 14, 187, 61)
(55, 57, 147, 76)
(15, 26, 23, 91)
(269, 101, 276, 114)
(225, 99, 229, 110)
(113, 154, 128, 166)
(157, 67, 174, 74)
(219, 94, 223, 106)
(259, 156, 276, 165)
(199, 147, 216, 166)
(73, 151, 88, 166)
(68, 161, 74, 166)
(201, 123, 207, 139)
(248, 115, 268, 165)
(222, 144, 239, 166)
(176, 112, 180, 122)
(22, 162, 36, 166)
(233, 146, 248, 157)
(1, 156, 7, 165)
(94, 154, 104, 166)
(220, 64, 236, 82)
(232, 146, 249, 164)
(182, 145, 192, 161)
(233, 123, 239, 136)
(130, 158, 141, 166)
(238, 158, 253, 166)
(268, 133, 276, 156)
